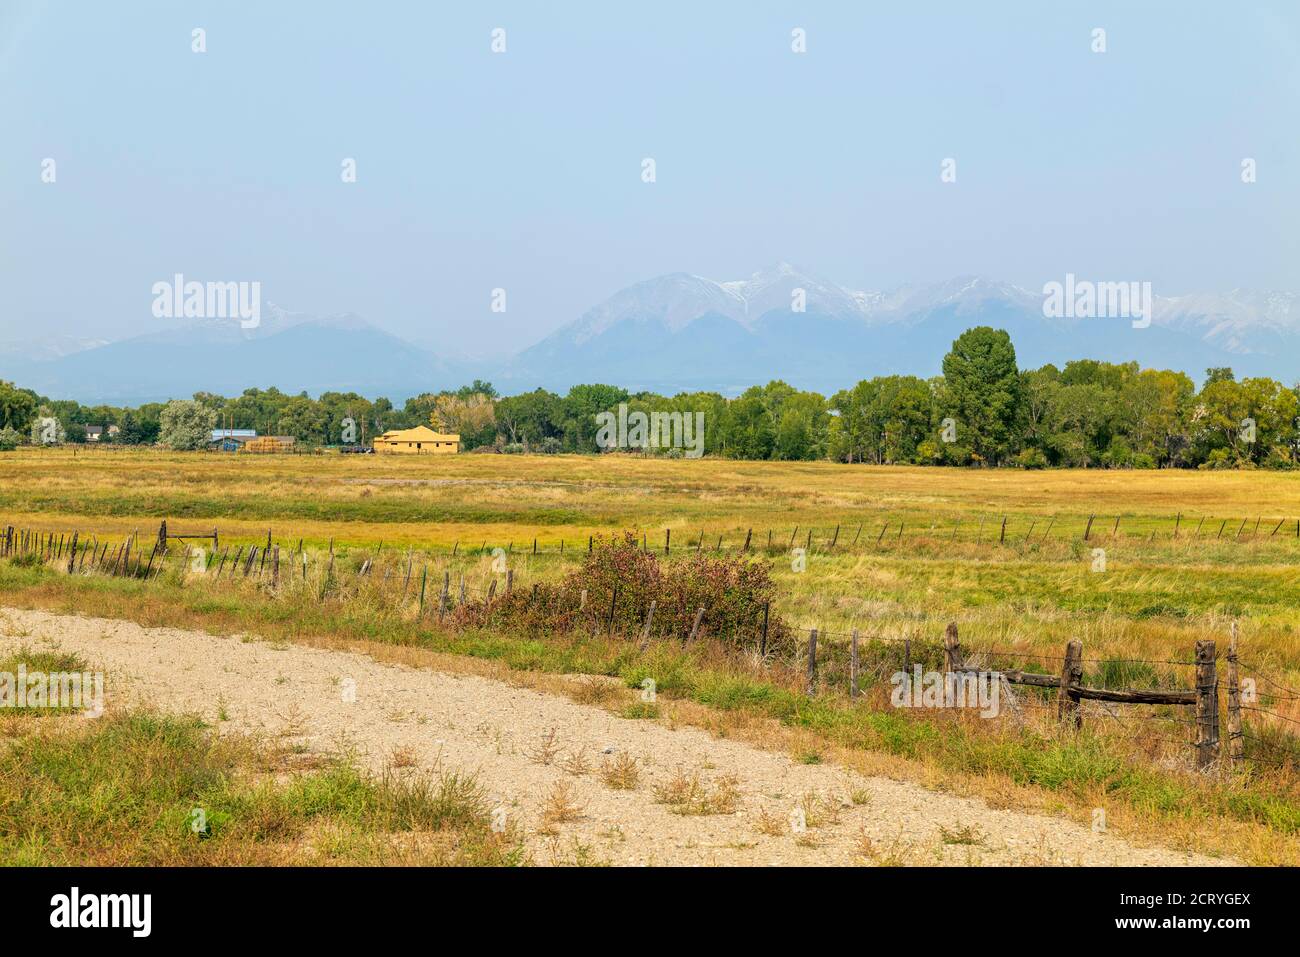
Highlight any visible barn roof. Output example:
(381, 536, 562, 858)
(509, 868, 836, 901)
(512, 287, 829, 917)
(375, 426, 460, 442)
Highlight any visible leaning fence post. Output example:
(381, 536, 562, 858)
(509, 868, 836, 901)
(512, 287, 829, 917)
(687, 606, 704, 643)
(639, 600, 656, 652)
(1225, 623, 1244, 766)
(850, 629, 859, 698)
(806, 628, 818, 697)
(1057, 639, 1083, 729)
(943, 623, 962, 672)
(1195, 639, 1220, 770)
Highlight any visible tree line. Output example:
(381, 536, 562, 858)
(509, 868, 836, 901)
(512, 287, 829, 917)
(1, 327, 1297, 468)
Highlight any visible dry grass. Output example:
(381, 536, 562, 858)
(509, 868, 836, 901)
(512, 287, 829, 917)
(10, 449, 1300, 548)
(938, 823, 986, 846)
(858, 832, 915, 866)
(526, 729, 562, 766)
(539, 780, 585, 831)
(599, 753, 639, 789)
(653, 768, 742, 815)
(569, 676, 623, 706)
(799, 791, 841, 828)
(387, 746, 419, 770)
(753, 806, 788, 836)
(4, 449, 1300, 862)
(559, 747, 592, 776)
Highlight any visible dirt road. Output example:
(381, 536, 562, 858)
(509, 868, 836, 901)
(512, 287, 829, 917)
(0, 606, 1227, 866)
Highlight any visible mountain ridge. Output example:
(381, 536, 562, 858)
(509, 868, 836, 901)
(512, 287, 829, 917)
(3, 269, 1299, 404)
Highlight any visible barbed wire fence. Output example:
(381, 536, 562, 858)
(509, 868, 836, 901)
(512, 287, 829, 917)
(3, 519, 1299, 772)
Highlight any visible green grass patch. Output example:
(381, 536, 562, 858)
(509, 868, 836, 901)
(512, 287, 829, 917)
(0, 710, 524, 866)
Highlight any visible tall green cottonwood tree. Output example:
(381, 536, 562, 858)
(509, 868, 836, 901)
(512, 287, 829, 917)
(941, 327, 1021, 465)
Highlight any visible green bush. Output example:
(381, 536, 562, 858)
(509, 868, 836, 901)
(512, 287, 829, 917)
(447, 531, 793, 652)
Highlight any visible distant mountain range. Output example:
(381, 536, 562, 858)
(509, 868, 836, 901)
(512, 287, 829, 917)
(500, 265, 1300, 394)
(3, 265, 1299, 404)
(0, 306, 462, 405)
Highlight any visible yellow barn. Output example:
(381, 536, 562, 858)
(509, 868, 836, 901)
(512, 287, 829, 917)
(372, 425, 460, 454)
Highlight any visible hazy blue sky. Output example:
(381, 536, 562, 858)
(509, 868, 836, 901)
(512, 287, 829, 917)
(2, 1, 1297, 355)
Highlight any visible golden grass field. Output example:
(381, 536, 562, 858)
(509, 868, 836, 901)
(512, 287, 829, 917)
(4, 447, 1300, 863)
(3, 446, 1300, 668)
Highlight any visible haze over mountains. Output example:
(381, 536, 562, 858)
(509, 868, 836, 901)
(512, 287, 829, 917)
(4, 265, 1299, 405)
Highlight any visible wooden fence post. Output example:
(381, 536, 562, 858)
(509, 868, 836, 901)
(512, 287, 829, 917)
(760, 601, 769, 657)
(1195, 639, 1220, 770)
(943, 622, 962, 672)
(850, 629, 859, 698)
(806, 628, 818, 697)
(1225, 623, 1244, 766)
(687, 606, 704, 643)
(639, 600, 656, 652)
(1057, 639, 1083, 729)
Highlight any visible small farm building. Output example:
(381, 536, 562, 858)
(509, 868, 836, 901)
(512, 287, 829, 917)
(372, 426, 460, 454)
